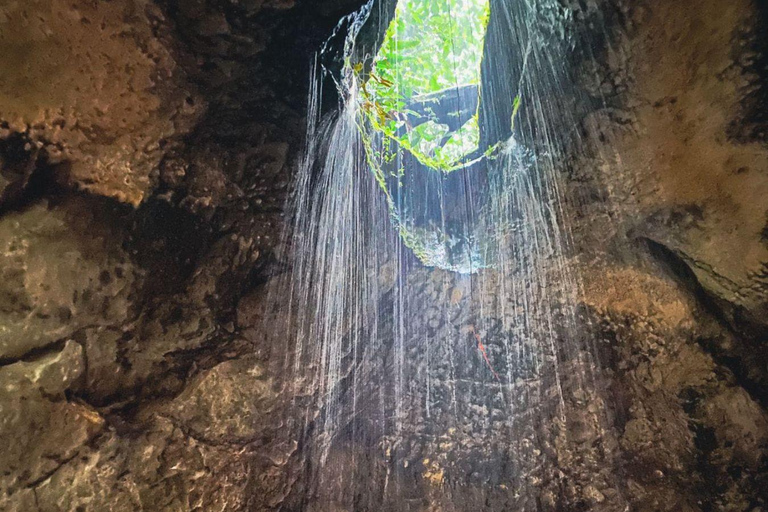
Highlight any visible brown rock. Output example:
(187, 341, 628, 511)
(0, 0, 203, 205)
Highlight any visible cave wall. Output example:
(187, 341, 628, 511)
(569, 0, 768, 508)
(0, 0, 766, 511)
(0, 0, 364, 509)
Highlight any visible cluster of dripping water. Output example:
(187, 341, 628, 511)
(270, 0, 629, 510)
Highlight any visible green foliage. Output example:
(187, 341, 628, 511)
(351, 0, 494, 269)
(373, 0, 489, 98)
(358, 0, 490, 172)
(511, 94, 522, 132)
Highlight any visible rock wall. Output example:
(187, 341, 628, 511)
(0, 0, 361, 509)
(0, 0, 766, 511)
(0, 0, 202, 205)
(569, 0, 768, 508)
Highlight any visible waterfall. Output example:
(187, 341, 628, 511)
(273, 0, 628, 509)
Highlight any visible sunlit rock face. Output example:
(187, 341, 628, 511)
(0, 0, 766, 511)
(0, 0, 203, 205)
(587, 0, 768, 368)
(0, 199, 138, 360)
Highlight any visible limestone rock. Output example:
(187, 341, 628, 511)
(0, 0, 765, 510)
(0, 340, 104, 497)
(167, 355, 280, 444)
(0, 199, 138, 360)
(0, 0, 202, 205)
(591, 0, 768, 337)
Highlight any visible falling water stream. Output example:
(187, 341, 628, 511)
(276, 0, 627, 510)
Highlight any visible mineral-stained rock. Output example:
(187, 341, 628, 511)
(167, 355, 280, 444)
(0, 353, 292, 511)
(587, 0, 768, 337)
(0, 0, 202, 205)
(0, 340, 105, 497)
(579, 261, 768, 510)
(2, 417, 252, 512)
(0, 198, 138, 361)
(73, 298, 216, 405)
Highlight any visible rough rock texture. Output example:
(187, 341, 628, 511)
(0, 0, 203, 205)
(579, 0, 768, 359)
(567, 0, 768, 508)
(0, 198, 138, 360)
(579, 262, 768, 510)
(0, 0, 360, 509)
(0, 0, 766, 510)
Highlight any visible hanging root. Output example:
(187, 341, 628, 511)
(470, 326, 500, 381)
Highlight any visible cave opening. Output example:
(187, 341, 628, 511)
(1, 0, 767, 510)
(361, 0, 490, 171)
(282, 0, 617, 509)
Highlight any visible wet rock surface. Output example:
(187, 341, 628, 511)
(0, 0, 766, 510)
